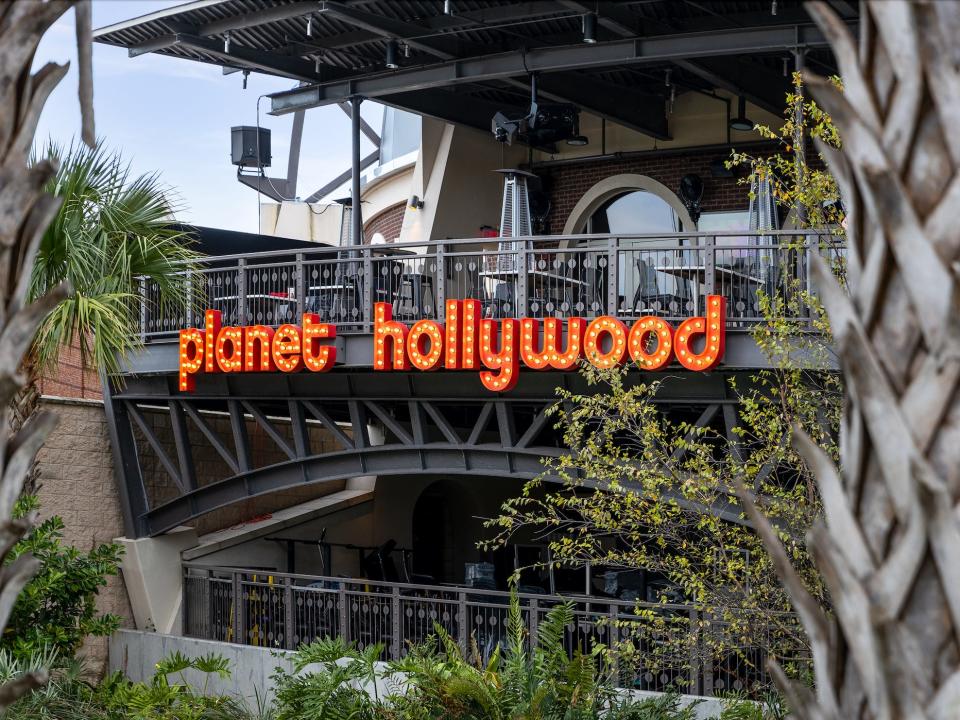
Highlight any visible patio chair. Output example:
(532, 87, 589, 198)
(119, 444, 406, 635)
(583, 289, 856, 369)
(632, 259, 683, 316)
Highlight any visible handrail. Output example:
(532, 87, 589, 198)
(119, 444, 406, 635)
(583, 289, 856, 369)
(180, 562, 806, 696)
(172, 229, 840, 266)
(138, 232, 846, 343)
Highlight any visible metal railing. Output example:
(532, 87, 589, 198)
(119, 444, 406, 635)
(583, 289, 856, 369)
(139, 231, 844, 342)
(182, 563, 807, 697)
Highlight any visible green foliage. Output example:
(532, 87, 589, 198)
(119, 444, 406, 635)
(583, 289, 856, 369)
(0, 646, 103, 720)
(727, 72, 844, 229)
(271, 638, 384, 720)
(484, 76, 846, 694)
(31, 139, 199, 378)
(95, 651, 253, 720)
(3, 495, 123, 659)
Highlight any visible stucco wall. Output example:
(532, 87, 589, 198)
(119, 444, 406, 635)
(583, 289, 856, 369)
(35, 397, 132, 675)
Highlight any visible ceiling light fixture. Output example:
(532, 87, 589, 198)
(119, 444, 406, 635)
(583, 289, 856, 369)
(567, 135, 589, 147)
(729, 96, 754, 132)
(583, 13, 597, 44)
(224, 31, 231, 53)
(385, 39, 399, 69)
(444, 0, 453, 15)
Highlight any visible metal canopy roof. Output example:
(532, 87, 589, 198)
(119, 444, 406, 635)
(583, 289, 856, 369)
(95, 0, 857, 140)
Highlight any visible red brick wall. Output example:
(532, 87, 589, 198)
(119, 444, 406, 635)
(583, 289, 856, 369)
(539, 146, 773, 234)
(38, 333, 102, 400)
(364, 202, 406, 243)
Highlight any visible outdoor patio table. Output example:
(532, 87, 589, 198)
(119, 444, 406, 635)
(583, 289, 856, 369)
(654, 264, 762, 315)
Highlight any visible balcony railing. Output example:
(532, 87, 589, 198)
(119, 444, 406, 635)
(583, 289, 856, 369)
(141, 231, 844, 343)
(183, 563, 807, 698)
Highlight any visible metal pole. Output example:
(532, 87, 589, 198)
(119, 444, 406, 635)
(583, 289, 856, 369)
(351, 96, 364, 247)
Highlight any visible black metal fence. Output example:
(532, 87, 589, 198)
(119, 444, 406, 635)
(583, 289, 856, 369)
(140, 231, 844, 342)
(182, 564, 807, 697)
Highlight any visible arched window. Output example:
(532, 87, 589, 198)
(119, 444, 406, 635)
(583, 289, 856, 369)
(585, 189, 682, 234)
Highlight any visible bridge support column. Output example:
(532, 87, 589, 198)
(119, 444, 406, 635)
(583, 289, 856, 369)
(117, 526, 198, 635)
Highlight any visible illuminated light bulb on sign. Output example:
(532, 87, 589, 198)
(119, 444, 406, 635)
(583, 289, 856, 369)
(204, 310, 222, 373)
(272, 324, 303, 372)
(179, 328, 204, 391)
(244, 325, 275, 372)
(479, 318, 519, 391)
(373, 302, 409, 370)
(407, 319, 445, 371)
(444, 300, 461, 369)
(674, 295, 726, 371)
(628, 316, 674, 370)
(302, 313, 337, 372)
(215, 325, 244, 372)
(460, 299, 480, 370)
(583, 316, 628, 369)
(521, 317, 585, 370)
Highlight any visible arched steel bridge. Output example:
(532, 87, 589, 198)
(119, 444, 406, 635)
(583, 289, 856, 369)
(104, 369, 746, 537)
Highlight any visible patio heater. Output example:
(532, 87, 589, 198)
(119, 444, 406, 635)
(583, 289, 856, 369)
(747, 172, 778, 242)
(494, 168, 536, 271)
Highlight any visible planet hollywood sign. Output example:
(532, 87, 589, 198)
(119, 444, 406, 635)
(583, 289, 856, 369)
(178, 297, 726, 393)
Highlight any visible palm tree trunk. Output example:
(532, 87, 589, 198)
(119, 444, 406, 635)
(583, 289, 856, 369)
(11, 357, 43, 497)
(740, 2, 960, 717)
(0, 0, 94, 708)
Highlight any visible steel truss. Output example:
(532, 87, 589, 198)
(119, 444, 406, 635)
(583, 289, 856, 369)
(105, 370, 750, 539)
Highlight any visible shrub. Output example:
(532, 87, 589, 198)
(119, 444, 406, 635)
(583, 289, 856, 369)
(2, 495, 123, 659)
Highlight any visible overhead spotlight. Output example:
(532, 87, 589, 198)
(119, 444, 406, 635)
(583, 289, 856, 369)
(306, 15, 313, 36)
(771, 0, 778, 15)
(403, 43, 411, 58)
(729, 96, 754, 132)
(224, 31, 231, 53)
(583, 13, 597, 44)
(408, 194, 424, 210)
(385, 39, 399, 69)
(242, 69, 249, 90)
(566, 135, 589, 147)
(444, 0, 453, 15)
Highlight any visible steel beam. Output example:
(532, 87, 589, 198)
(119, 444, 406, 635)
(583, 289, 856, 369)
(136, 33, 325, 83)
(375, 88, 521, 135)
(528, 73, 670, 139)
(142, 445, 564, 536)
(673, 58, 786, 116)
(270, 23, 840, 114)
(127, 402, 184, 491)
(304, 149, 379, 204)
(337, 102, 381, 146)
(102, 376, 150, 538)
(317, 1, 477, 60)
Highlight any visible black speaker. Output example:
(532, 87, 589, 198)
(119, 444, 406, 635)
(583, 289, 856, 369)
(230, 126, 271, 168)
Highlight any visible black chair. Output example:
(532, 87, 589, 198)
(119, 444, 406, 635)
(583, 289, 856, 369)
(393, 272, 436, 320)
(632, 259, 685, 317)
(482, 281, 515, 318)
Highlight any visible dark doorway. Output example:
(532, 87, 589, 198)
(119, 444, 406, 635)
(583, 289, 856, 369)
(412, 482, 454, 583)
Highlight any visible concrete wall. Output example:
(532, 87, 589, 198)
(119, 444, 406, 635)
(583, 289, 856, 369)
(109, 630, 294, 705)
(35, 397, 132, 675)
(109, 630, 728, 719)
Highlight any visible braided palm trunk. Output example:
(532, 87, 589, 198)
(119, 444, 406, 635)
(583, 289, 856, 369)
(0, 0, 92, 708)
(738, 2, 960, 718)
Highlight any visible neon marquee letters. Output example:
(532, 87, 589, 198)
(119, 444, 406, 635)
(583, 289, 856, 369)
(178, 297, 725, 392)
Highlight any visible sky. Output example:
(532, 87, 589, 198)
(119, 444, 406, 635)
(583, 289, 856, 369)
(34, 1, 382, 233)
